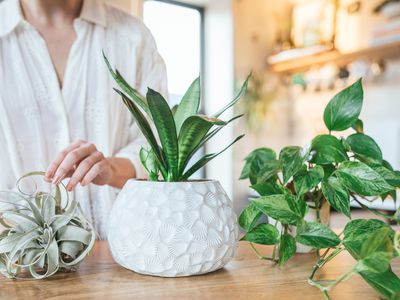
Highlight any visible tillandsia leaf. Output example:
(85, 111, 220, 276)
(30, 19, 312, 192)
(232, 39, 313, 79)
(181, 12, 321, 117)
(321, 176, 351, 218)
(238, 202, 262, 231)
(323, 78, 364, 131)
(347, 133, 383, 164)
(296, 221, 340, 249)
(336, 161, 394, 196)
(278, 234, 296, 266)
(115, 89, 167, 179)
(293, 165, 324, 197)
(103, 52, 151, 117)
(174, 77, 201, 133)
(251, 194, 303, 225)
(147, 88, 179, 181)
(0, 172, 95, 279)
(240, 223, 279, 245)
(279, 146, 307, 184)
(178, 115, 226, 175)
(213, 73, 251, 118)
(240, 147, 277, 180)
(310, 134, 348, 165)
(182, 134, 245, 179)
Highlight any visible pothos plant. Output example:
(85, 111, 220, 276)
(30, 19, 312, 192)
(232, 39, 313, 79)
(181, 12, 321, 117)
(104, 53, 248, 182)
(238, 79, 400, 298)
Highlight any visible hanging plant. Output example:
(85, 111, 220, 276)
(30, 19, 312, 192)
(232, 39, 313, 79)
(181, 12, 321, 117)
(0, 172, 95, 279)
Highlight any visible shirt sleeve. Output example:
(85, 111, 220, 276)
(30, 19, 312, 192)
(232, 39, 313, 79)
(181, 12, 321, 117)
(114, 29, 168, 179)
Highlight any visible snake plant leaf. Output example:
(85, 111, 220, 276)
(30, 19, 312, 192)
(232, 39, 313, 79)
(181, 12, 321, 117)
(139, 147, 159, 181)
(240, 223, 279, 245)
(213, 73, 251, 117)
(321, 176, 351, 218)
(192, 114, 244, 158)
(103, 51, 151, 117)
(311, 135, 348, 165)
(347, 133, 383, 164)
(336, 161, 394, 196)
(147, 88, 179, 180)
(323, 78, 363, 131)
(115, 89, 167, 177)
(182, 134, 245, 179)
(174, 77, 201, 133)
(178, 115, 226, 174)
(239, 202, 262, 231)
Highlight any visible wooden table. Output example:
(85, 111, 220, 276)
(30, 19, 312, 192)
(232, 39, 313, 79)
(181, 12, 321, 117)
(1, 241, 398, 300)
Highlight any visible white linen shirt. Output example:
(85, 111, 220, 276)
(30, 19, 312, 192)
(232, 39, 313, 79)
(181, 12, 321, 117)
(0, 0, 168, 239)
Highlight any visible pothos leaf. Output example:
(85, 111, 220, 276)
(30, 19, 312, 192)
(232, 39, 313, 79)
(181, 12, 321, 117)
(278, 234, 296, 266)
(239, 203, 262, 231)
(240, 223, 279, 245)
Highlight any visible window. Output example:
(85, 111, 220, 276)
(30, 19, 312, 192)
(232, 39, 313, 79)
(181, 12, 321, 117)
(143, 0, 204, 106)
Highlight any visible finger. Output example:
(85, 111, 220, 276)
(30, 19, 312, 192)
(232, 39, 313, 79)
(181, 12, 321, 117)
(66, 151, 104, 191)
(45, 140, 85, 180)
(81, 161, 106, 186)
(53, 143, 97, 184)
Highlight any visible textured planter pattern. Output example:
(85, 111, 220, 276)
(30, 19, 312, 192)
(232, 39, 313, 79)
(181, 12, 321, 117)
(107, 180, 239, 277)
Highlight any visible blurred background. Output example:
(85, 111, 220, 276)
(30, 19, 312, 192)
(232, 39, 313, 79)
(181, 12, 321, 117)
(110, 0, 400, 218)
(7, 0, 399, 219)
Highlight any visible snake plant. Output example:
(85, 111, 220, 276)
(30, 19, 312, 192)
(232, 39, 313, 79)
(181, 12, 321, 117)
(104, 53, 248, 182)
(0, 172, 95, 279)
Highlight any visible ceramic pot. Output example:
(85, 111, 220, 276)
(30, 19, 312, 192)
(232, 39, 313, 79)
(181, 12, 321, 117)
(107, 179, 239, 277)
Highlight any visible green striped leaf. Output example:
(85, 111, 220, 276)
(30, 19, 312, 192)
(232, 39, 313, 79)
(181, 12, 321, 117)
(174, 77, 201, 133)
(147, 88, 179, 180)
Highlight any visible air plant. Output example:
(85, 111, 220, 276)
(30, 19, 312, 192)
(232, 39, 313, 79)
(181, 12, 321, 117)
(0, 172, 95, 279)
(104, 52, 249, 182)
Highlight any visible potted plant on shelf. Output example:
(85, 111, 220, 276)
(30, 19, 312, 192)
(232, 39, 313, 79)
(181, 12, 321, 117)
(239, 79, 400, 265)
(0, 172, 95, 279)
(104, 54, 249, 277)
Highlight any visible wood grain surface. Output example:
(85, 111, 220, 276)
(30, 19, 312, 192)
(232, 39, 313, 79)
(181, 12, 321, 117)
(0, 241, 397, 300)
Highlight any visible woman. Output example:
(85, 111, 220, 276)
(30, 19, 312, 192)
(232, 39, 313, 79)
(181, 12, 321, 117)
(0, 0, 167, 238)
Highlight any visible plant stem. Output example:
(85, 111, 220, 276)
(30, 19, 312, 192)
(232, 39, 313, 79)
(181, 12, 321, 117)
(350, 194, 397, 222)
(249, 243, 278, 262)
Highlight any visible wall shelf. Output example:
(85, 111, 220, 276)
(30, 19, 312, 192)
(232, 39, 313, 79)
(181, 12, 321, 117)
(267, 41, 400, 74)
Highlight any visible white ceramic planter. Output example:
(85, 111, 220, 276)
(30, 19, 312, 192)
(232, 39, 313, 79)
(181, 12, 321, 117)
(107, 179, 239, 277)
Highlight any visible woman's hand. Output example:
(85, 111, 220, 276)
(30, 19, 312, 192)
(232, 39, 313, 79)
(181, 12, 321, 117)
(45, 140, 113, 191)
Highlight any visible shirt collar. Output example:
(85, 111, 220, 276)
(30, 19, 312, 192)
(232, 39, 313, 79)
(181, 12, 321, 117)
(0, 0, 107, 38)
